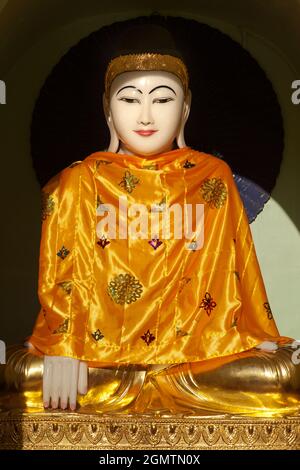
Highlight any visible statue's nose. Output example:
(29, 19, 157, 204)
(137, 101, 154, 126)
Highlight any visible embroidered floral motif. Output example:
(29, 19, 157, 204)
(141, 329, 155, 346)
(107, 273, 143, 304)
(176, 327, 189, 337)
(91, 329, 105, 341)
(199, 292, 217, 316)
(57, 246, 70, 260)
(151, 195, 167, 212)
(142, 163, 159, 170)
(68, 161, 81, 168)
(41, 191, 55, 221)
(200, 177, 228, 209)
(118, 170, 140, 193)
(95, 159, 113, 170)
(148, 235, 163, 250)
(53, 319, 69, 334)
(97, 234, 110, 249)
(178, 276, 191, 293)
(263, 302, 273, 320)
(58, 281, 72, 295)
(183, 159, 195, 169)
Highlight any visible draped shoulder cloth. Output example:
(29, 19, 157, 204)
(29, 147, 289, 365)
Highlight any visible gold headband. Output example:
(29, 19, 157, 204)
(104, 53, 189, 100)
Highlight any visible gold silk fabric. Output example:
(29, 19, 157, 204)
(29, 147, 289, 366)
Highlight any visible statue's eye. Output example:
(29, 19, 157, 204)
(118, 97, 140, 104)
(153, 98, 174, 104)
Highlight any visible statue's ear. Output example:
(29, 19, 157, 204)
(102, 92, 110, 123)
(183, 89, 192, 125)
(176, 89, 192, 149)
(102, 92, 119, 153)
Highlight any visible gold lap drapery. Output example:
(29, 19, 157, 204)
(29, 147, 290, 365)
(1, 344, 300, 417)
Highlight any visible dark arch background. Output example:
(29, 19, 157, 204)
(31, 15, 284, 192)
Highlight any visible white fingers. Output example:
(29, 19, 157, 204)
(42, 356, 80, 410)
(60, 358, 72, 409)
(78, 361, 88, 395)
(50, 357, 62, 409)
(43, 356, 52, 408)
(69, 358, 79, 411)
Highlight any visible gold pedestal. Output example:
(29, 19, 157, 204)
(0, 411, 299, 450)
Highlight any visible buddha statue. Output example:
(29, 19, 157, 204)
(1, 23, 300, 419)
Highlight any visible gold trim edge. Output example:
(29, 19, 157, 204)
(0, 412, 300, 450)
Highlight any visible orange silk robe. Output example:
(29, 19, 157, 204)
(29, 147, 287, 365)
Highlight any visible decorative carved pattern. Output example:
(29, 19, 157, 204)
(0, 413, 299, 450)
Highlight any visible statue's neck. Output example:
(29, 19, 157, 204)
(118, 142, 177, 157)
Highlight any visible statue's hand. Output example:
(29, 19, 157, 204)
(43, 356, 88, 410)
(255, 341, 278, 351)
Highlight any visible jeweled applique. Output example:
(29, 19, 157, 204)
(200, 177, 228, 209)
(57, 246, 70, 260)
(186, 239, 198, 251)
(96, 201, 111, 214)
(178, 276, 191, 293)
(118, 170, 140, 193)
(97, 234, 110, 249)
(95, 159, 113, 170)
(53, 318, 69, 334)
(263, 301, 273, 320)
(41, 191, 55, 221)
(148, 235, 163, 250)
(58, 281, 72, 295)
(107, 273, 143, 304)
(199, 292, 217, 316)
(151, 195, 167, 212)
(91, 329, 105, 341)
(142, 163, 159, 170)
(183, 159, 196, 169)
(96, 194, 103, 208)
(141, 329, 155, 346)
(176, 327, 189, 337)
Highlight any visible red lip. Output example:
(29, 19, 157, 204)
(134, 130, 158, 136)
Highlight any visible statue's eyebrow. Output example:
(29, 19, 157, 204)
(149, 85, 176, 95)
(116, 86, 142, 95)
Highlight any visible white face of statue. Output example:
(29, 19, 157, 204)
(106, 70, 190, 156)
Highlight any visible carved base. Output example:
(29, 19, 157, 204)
(0, 411, 300, 450)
